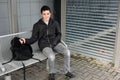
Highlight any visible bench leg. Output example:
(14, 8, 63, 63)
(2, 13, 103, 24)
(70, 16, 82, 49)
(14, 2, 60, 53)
(5, 75, 11, 80)
(0, 63, 5, 72)
(46, 59, 49, 71)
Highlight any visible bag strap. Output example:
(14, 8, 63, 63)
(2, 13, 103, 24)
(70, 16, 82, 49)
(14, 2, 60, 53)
(32, 58, 42, 63)
(2, 58, 13, 65)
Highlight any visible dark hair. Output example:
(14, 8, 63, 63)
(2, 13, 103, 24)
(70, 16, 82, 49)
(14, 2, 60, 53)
(41, 5, 51, 13)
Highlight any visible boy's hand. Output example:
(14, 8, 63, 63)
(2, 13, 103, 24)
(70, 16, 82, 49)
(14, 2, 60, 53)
(19, 38, 26, 44)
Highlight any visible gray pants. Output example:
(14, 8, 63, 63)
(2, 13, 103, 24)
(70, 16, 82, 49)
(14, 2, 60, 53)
(42, 43, 70, 74)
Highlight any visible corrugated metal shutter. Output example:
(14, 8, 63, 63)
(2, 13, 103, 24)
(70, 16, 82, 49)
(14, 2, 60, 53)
(66, 0, 119, 60)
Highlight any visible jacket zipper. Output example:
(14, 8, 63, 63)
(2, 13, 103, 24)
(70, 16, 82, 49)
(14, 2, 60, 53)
(47, 26, 52, 47)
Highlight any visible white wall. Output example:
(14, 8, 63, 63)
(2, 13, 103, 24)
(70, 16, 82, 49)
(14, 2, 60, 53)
(17, 0, 54, 32)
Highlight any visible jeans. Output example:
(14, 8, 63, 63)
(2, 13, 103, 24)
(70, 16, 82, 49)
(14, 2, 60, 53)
(42, 43, 70, 74)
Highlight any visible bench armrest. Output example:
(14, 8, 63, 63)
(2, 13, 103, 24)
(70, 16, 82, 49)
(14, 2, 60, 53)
(61, 40, 68, 48)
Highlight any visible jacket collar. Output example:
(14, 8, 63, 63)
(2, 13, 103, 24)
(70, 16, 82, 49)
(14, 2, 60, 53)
(39, 18, 54, 26)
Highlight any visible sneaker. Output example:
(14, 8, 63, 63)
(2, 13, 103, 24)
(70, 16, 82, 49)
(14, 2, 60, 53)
(65, 72, 75, 78)
(49, 73, 55, 80)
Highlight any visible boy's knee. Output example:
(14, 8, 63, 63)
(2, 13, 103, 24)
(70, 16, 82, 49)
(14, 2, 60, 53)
(49, 55, 55, 61)
(64, 49, 70, 57)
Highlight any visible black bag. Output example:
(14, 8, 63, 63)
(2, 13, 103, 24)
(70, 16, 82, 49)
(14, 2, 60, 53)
(10, 37, 33, 60)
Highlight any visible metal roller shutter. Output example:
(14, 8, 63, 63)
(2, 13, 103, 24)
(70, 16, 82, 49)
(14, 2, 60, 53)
(66, 0, 119, 60)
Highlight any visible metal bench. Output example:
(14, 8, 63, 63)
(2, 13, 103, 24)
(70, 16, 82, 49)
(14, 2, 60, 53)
(0, 31, 67, 80)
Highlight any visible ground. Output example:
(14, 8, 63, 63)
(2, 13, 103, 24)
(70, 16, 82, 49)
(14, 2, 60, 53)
(0, 54, 120, 80)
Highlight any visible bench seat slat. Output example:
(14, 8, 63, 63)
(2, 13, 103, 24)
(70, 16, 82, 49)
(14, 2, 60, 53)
(33, 51, 47, 61)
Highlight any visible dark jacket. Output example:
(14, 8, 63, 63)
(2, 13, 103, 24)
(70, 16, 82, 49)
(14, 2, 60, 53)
(26, 18, 61, 51)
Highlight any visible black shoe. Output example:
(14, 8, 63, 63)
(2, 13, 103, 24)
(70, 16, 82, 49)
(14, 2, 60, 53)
(49, 73, 55, 80)
(65, 72, 75, 78)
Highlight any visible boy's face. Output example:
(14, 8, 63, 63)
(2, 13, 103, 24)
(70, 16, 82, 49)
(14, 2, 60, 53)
(41, 10, 51, 22)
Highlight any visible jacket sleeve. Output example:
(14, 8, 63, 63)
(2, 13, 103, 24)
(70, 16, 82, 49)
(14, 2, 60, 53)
(53, 21, 61, 46)
(26, 24, 39, 44)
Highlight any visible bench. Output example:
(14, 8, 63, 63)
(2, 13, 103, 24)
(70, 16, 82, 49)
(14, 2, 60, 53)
(0, 31, 67, 80)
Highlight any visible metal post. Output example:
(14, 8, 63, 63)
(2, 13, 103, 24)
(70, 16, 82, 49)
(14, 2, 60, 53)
(114, 1, 120, 69)
(10, 0, 18, 33)
(61, 0, 66, 41)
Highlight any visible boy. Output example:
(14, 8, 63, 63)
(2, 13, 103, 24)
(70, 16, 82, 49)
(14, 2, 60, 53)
(19, 5, 74, 80)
